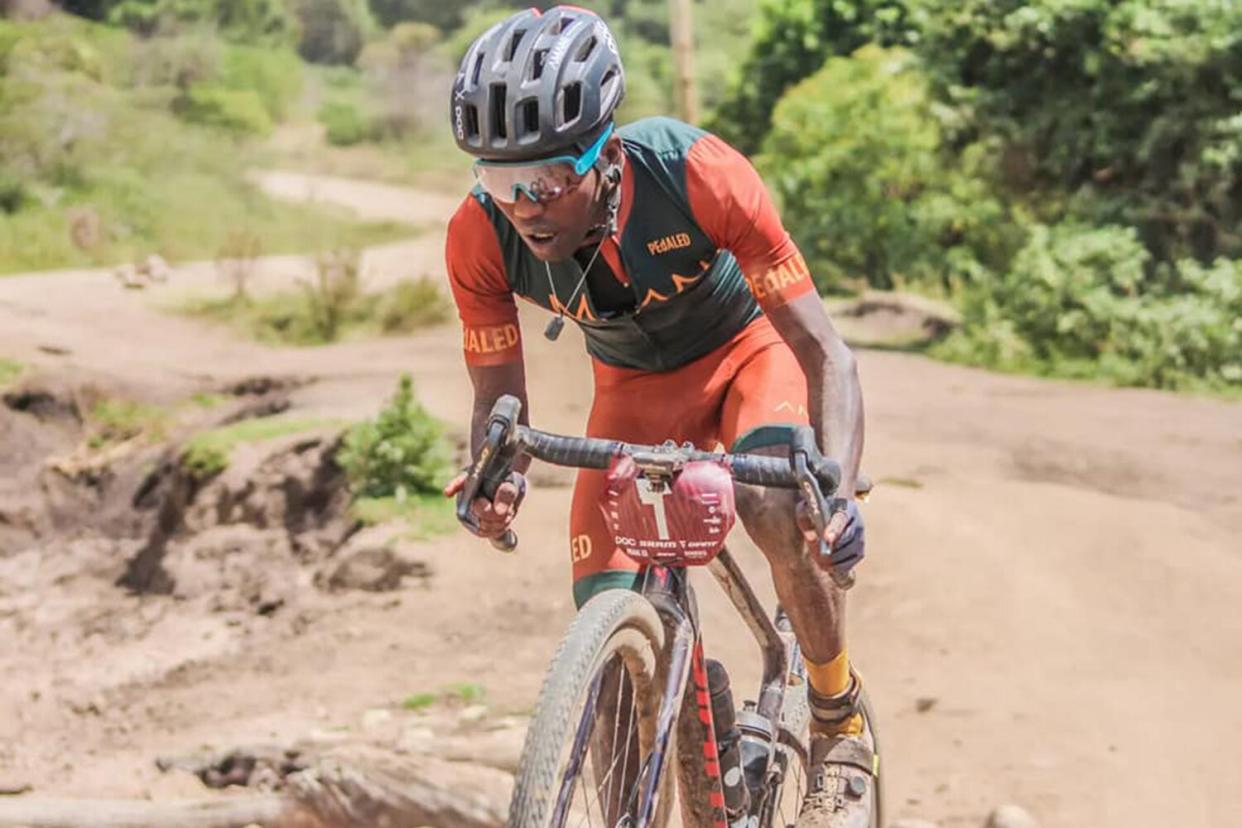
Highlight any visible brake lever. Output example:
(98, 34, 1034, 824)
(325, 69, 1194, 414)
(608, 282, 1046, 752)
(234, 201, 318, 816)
(790, 429, 855, 590)
(456, 395, 523, 553)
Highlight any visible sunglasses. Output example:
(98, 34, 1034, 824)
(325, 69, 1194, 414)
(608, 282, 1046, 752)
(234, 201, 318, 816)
(474, 124, 614, 205)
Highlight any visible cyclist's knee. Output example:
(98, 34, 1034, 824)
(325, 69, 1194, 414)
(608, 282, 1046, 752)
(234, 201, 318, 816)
(737, 484, 803, 562)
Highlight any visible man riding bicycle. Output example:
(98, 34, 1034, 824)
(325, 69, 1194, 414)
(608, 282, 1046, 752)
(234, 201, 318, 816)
(443, 8, 871, 826)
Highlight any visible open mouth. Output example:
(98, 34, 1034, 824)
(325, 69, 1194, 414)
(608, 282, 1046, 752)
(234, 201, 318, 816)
(527, 231, 557, 244)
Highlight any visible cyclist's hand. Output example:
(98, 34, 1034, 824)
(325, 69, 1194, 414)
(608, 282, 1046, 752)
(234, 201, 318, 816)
(444, 471, 527, 539)
(796, 498, 865, 573)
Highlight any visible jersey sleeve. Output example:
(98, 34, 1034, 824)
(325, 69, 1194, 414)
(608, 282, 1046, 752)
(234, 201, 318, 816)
(445, 196, 523, 366)
(684, 134, 815, 310)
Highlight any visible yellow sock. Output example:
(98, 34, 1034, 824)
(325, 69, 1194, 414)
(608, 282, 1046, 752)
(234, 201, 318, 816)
(804, 650, 864, 736)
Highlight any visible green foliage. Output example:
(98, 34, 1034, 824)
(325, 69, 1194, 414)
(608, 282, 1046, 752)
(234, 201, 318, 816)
(102, 0, 292, 43)
(88, 398, 170, 447)
(761, 46, 1017, 292)
(183, 416, 344, 479)
(913, 0, 1242, 265)
(190, 391, 227, 408)
(178, 84, 273, 134)
(710, 0, 919, 153)
(0, 173, 27, 214)
(371, 278, 453, 333)
(938, 225, 1242, 391)
(401, 681, 486, 710)
(218, 45, 302, 120)
(0, 16, 364, 274)
(287, 0, 375, 65)
(0, 358, 23, 388)
(368, 0, 461, 31)
(319, 99, 374, 145)
(175, 273, 447, 345)
(338, 374, 451, 500)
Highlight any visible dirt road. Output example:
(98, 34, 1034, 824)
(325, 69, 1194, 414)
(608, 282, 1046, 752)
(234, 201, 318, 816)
(1, 171, 1239, 828)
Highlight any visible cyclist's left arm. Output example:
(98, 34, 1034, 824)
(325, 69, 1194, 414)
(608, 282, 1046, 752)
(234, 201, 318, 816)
(685, 135, 864, 515)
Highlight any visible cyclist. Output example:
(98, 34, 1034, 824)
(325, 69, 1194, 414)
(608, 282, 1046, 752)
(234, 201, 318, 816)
(443, 8, 871, 826)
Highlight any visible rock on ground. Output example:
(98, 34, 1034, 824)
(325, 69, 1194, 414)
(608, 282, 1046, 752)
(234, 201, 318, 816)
(985, 804, 1041, 828)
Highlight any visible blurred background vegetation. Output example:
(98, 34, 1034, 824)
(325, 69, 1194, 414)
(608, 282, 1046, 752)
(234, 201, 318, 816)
(1, 0, 1239, 392)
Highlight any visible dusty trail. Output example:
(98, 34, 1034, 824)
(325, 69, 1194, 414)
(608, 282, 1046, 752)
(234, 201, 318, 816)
(0, 170, 1239, 828)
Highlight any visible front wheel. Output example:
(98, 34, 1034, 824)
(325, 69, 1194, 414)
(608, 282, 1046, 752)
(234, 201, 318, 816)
(508, 589, 672, 828)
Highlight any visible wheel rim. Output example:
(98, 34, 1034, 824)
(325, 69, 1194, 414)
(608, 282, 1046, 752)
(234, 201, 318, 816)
(552, 653, 648, 828)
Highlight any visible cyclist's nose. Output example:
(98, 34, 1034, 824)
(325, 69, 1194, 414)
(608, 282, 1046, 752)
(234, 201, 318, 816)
(511, 191, 545, 219)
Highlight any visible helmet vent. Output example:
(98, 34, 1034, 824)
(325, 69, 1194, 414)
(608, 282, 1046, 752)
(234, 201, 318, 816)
(490, 83, 508, 139)
(470, 53, 484, 86)
(503, 29, 526, 62)
(554, 15, 575, 35)
(575, 36, 597, 63)
(520, 100, 539, 137)
(465, 104, 480, 140)
(531, 48, 548, 80)
(562, 82, 583, 124)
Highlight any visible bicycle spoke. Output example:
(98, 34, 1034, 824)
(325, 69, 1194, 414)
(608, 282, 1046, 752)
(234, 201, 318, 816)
(574, 662, 641, 828)
(604, 659, 626, 818)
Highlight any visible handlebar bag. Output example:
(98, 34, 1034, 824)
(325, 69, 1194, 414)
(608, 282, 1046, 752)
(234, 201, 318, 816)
(599, 454, 736, 567)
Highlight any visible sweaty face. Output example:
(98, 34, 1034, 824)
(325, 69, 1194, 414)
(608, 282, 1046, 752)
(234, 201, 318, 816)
(493, 169, 604, 262)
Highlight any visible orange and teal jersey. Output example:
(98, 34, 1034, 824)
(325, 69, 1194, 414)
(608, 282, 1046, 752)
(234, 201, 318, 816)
(445, 117, 815, 372)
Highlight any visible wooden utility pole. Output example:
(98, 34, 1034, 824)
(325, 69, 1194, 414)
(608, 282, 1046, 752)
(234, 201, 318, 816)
(668, 0, 700, 124)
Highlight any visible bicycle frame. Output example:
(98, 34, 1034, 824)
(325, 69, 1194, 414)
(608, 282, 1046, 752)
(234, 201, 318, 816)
(621, 545, 802, 828)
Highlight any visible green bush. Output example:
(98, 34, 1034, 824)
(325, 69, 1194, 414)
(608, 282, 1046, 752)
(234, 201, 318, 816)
(913, 0, 1242, 265)
(372, 278, 452, 333)
(939, 225, 1242, 391)
(760, 46, 1017, 292)
(368, 0, 462, 31)
(338, 374, 451, 499)
(319, 99, 374, 146)
(178, 84, 273, 134)
(103, 0, 292, 43)
(175, 272, 449, 345)
(0, 15, 407, 274)
(710, 0, 919, 153)
(219, 44, 302, 120)
(182, 416, 343, 479)
(0, 358, 23, 388)
(0, 174, 27, 214)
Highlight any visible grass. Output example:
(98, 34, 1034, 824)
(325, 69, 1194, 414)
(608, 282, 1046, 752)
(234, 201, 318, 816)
(88, 398, 170, 447)
(401, 682, 487, 711)
(350, 493, 456, 538)
(189, 392, 228, 409)
(182, 415, 345, 479)
(0, 358, 22, 388)
(0, 16, 415, 275)
(175, 277, 452, 346)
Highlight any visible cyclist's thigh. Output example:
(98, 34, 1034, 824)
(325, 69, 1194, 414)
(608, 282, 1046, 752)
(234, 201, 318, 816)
(569, 363, 720, 607)
(720, 334, 810, 451)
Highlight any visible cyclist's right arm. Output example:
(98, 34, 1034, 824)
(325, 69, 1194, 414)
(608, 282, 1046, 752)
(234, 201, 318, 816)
(444, 197, 531, 535)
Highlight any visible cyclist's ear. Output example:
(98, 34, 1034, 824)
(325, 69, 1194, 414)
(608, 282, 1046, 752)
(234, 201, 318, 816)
(600, 137, 624, 179)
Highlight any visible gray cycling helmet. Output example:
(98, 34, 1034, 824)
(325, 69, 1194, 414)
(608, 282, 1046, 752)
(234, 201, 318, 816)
(450, 6, 626, 160)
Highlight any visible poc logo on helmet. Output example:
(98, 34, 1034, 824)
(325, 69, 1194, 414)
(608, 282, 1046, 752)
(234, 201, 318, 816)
(454, 105, 465, 141)
(596, 21, 618, 55)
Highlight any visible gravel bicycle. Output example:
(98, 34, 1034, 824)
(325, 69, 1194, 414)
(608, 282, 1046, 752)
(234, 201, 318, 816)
(456, 395, 882, 828)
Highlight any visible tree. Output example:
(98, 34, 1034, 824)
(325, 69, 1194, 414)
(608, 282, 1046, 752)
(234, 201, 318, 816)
(287, 0, 374, 65)
(709, 0, 917, 153)
(760, 45, 1014, 292)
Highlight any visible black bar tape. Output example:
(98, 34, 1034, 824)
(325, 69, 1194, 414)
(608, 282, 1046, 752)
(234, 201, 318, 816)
(519, 429, 623, 469)
(726, 454, 800, 488)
